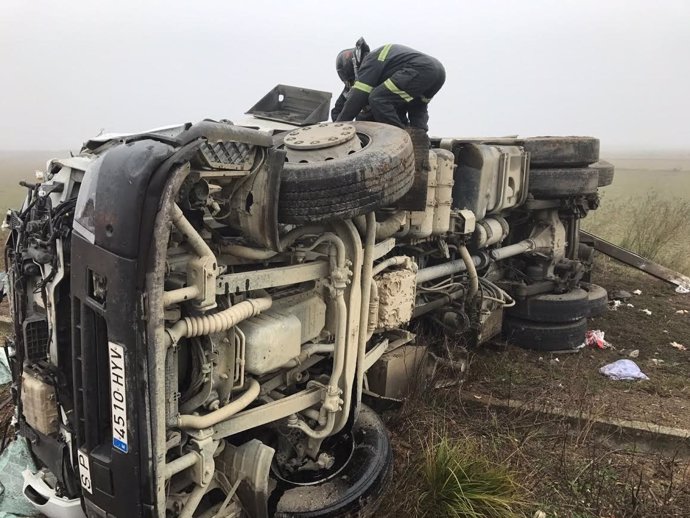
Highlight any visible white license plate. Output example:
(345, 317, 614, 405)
(77, 449, 93, 494)
(108, 342, 128, 453)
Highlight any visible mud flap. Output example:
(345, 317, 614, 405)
(215, 440, 275, 518)
(222, 148, 284, 250)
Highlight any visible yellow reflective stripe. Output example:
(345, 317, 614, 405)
(378, 44, 392, 61)
(353, 81, 373, 93)
(384, 78, 413, 102)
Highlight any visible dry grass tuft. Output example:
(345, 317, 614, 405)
(417, 435, 526, 518)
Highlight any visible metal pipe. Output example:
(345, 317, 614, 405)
(282, 343, 335, 368)
(356, 212, 376, 411)
(416, 256, 481, 284)
(372, 255, 409, 276)
(177, 378, 260, 429)
(171, 204, 215, 260)
(178, 482, 207, 518)
(287, 412, 336, 440)
(164, 451, 199, 480)
(218, 244, 277, 260)
(490, 239, 535, 261)
(163, 285, 200, 307)
(459, 245, 479, 301)
(367, 279, 379, 339)
(413, 289, 465, 317)
(287, 231, 350, 439)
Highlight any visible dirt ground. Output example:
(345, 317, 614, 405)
(380, 256, 690, 517)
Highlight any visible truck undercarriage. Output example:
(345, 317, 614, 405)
(4, 86, 613, 517)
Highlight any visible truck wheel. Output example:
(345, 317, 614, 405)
(591, 160, 615, 187)
(278, 122, 415, 224)
(273, 405, 393, 517)
(582, 282, 608, 317)
(522, 137, 600, 167)
(529, 167, 599, 199)
(503, 316, 587, 351)
(507, 288, 589, 323)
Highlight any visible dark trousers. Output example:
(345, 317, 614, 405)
(368, 62, 446, 131)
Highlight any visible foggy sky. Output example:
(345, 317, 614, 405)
(1, 0, 689, 152)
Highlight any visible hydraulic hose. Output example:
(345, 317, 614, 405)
(177, 378, 261, 429)
(164, 296, 272, 348)
(459, 245, 479, 301)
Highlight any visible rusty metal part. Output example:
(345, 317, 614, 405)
(580, 230, 690, 291)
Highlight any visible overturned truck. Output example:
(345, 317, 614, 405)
(5, 86, 613, 517)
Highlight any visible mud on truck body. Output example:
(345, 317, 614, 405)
(5, 85, 613, 518)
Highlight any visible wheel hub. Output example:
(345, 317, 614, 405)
(283, 123, 362, 163)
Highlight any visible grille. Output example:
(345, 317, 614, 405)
(23, 316, 49, 362)
(197, 141, 255, 170)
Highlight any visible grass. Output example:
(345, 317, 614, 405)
(417, 436, 526, 518)
(584, 192, 690, 274)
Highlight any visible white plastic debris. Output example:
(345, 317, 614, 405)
(633, 289, 642, 295)
(586, 330, 611, 349)
(650, 358, 665, 366)
(675, 309, 689, 315)
(628, 349, 640, 358)
(611, 300, 622, 310)
(670, 341, 687, 351)
(626, 303, 635, 308)
(641, 309, 652, 315)
(600, 359, 649, 381)
(676, 285, 690, 294)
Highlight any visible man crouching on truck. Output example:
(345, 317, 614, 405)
(333, 38, 446, 132)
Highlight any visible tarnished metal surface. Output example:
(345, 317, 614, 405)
(216, 261, 329, 294)
(213, 387, 323, 439)
(581, 230, 690, 291)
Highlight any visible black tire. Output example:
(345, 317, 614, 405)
(590, 160, 615, 187)
(503, 316, 587, 351)
(522, 137, 600, 167)
(507, 288, 589, 323)
(278, 122, 415, 224)
(273, 405, 393, 517)
(582, 282, 608, 317)
(529, 167, 599, 199)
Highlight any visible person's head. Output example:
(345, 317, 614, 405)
(336, 37, 370, 88)
(336, 48, 355, 88)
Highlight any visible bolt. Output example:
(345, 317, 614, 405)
(295, 141, 303, 144)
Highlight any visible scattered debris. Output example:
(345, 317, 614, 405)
(585, 330, 611, 349)
(633, 289, 643, 295)
(610, 299, 622, 310)
(628, 349, 640, 358)
(600, 359, 649, 381)
(676, 285, 690, 294)
(675, 309, 689, 315)
(670, 341, 687, 351)
(641, 308, 652, 315)
(626, 303, 635, 308)
(533, 511, 547, 518)
(650, 358, 665, 366)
